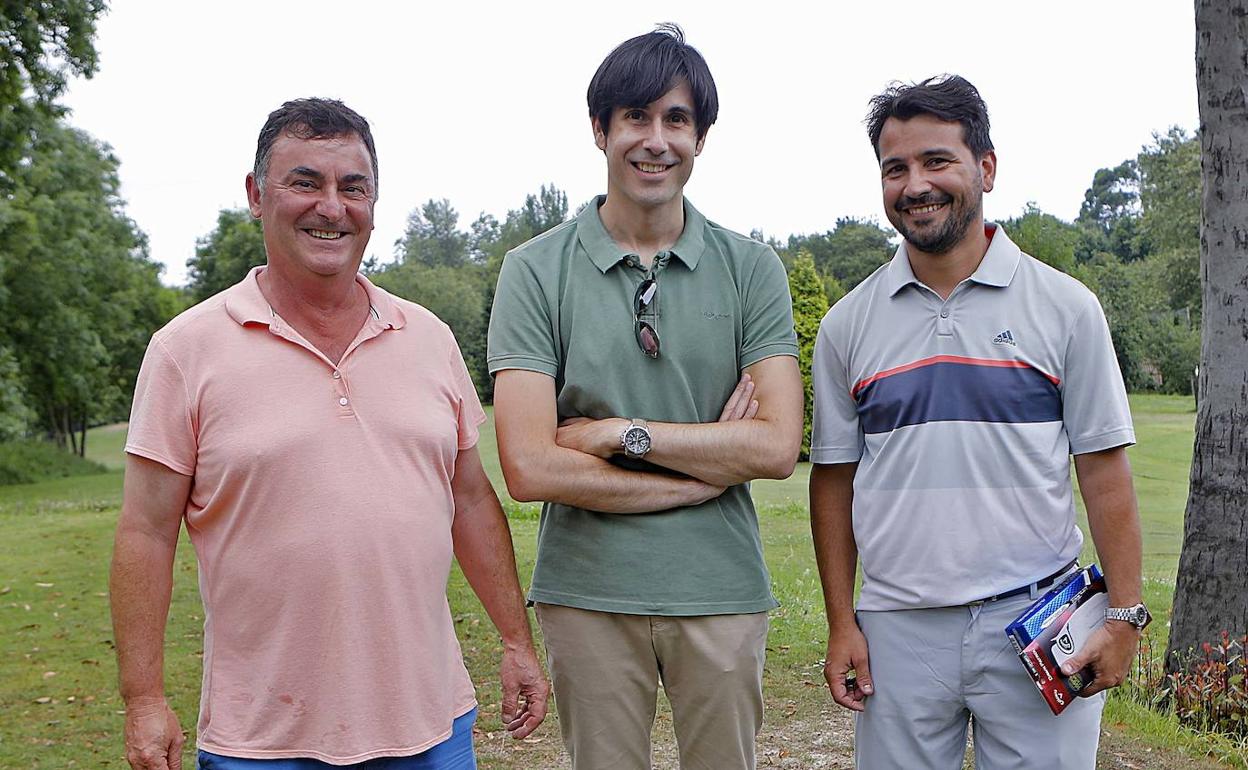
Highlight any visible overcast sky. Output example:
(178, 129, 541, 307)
(61, 1, 1198, 286)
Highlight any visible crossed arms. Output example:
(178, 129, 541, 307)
(493, 354, 804, 514)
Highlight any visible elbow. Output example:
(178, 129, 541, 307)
(499, 454, 547, 503)
(756, 428, 802, 480)
(760, 451, 799, 481)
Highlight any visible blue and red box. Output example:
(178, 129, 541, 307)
(1005, 564, 1106, 715)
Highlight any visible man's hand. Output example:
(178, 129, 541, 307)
(123, 696, 185, 770)
(498, 644, 550, 739)
(554, 373, 761, 458)
(1059, 620, 1140, 696)
(824, 624, 875, 712)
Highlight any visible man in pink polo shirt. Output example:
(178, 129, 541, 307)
(110, 98, 548, 770)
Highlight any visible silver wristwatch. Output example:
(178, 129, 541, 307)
(1105, 602, 1152, 631)
(620, 419, 652, 458)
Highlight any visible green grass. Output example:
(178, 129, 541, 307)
(0, 396, 1227, 768)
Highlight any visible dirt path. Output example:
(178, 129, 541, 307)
(476, 703, 1234, 769)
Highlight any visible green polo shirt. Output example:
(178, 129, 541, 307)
(487, 196, 798, 615)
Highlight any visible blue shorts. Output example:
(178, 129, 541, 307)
(197, 708, 477, 770)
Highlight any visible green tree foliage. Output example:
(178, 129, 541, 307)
(0, 116, 174, 454)
(186, 208, 266, 302)
(1138, 127, 1201, 254)
(783, 217, 894, 292)
(1075, 160, 1146, 263)
(376, 184, 569, 401)
(788, 251, 829, 460)
(1078, 256, 1199, 394)
(999, 203, 1079, 273)
(397, 198, 469, 267)
(0, 346, 34, 441)
(0, 0, 107, 186)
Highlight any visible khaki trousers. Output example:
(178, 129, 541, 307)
(534, 603, 768, 770)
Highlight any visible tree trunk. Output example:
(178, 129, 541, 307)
(1166, 0, 1248, 668)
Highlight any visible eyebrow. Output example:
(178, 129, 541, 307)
(879, 147, 958, 167)
(287, 166, 323, 180)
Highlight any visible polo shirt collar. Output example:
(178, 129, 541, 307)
(224, 266, 407, 330)
(886, 222, 1021, 296)
(577, 195, 707, 273)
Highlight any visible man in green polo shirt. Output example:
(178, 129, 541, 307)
(487, 24, 803, 770)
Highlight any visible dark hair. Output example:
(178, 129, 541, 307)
(253, 98, 379, 196)
(587, 23, 718, 140)
(865, 75, 993, 160)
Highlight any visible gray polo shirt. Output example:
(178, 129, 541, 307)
(811, 225, 1134, 611)
(488, 196, 798, 615)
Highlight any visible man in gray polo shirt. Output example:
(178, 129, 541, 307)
(809, 75, 1148, 768)
(487, 24, 803, 770)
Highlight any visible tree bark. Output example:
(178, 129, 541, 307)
(1166, 0, 1248, 668)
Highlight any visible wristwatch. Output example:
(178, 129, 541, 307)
(1106, 602, 1152, 631)
(620, 419, 652, 458)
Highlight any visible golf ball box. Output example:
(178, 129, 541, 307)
(1005, 564, 1107, 715)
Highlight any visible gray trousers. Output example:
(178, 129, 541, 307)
(855, 592, 1104, 770)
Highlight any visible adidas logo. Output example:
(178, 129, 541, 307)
(992, 329, 1016, 346)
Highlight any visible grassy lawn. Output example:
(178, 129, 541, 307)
(1, 394, 1240, 768)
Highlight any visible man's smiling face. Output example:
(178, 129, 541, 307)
(595, 80, 704, 213)
(878, 114, 995, 256)
(247, 131, 376, 278)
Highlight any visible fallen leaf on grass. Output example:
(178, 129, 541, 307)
(34, 697, 52, 704)
(35, 582, 54, 588)
(42, 671, 57, 679)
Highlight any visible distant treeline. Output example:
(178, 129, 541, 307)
(0, 112, 1199, 456)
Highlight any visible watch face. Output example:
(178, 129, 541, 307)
(624, 427, 651, 455)
(1134, 606, 1152, 627)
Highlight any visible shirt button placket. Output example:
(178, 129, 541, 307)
(333, 369, 351, 411)
(937, 305, 953, 336)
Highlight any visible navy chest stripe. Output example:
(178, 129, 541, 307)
(855, 359, 1062, 434)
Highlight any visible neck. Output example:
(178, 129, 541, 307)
(905, 223, 991, 300)
(257, 264, 367, 337)
(598, 193, 685, 267)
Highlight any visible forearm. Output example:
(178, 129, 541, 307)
(110, 525, 177, 703)
(810, 463, 859, 632)
(452, 494, 534, 648)
(506, 442, 722, 513)
(1075, 448, 1143, 607)
(644, 416, 799, 486)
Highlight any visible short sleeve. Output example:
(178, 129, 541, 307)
(450, 339, 487, 451)
(125, 337, 197, 476)
(809, 313, 864, 464)
(740, 247, 799, 367)
(1061, 291, 1135, 454)
(487, 251, 560, 377)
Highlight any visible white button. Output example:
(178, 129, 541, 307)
(940, 309, 949, 318)
(332, 371, 341, 379)
(338, 397, 349, 406)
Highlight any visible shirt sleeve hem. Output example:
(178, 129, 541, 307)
(124, 445, 195, 476)
(808, 447, 863, 464)
(740, 342, 799, 369)
(487, 356, 559, 377)
(1069, 428, 1136, 455)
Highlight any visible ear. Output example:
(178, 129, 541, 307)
(245, 173, 264, 219)
(980, 149, 997, 193)
(591, 116, 607, 152)
(695, 127, 708, 157)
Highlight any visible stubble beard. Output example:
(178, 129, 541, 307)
(894, 180, 983, 256)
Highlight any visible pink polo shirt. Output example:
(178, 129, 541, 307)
(126, 267, 485, 764)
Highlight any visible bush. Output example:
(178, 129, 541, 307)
(0, 440, 108, 486)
